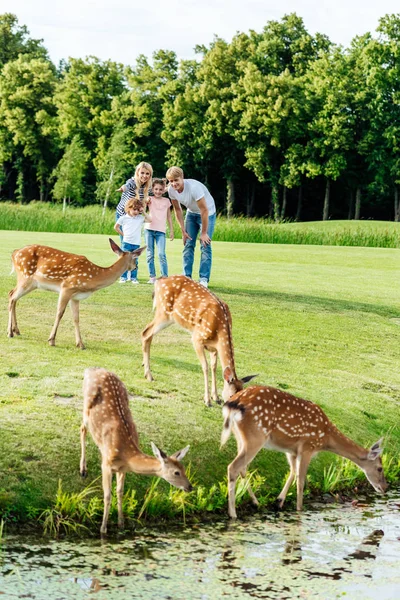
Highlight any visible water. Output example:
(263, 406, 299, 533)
(1, 491, 399, 599)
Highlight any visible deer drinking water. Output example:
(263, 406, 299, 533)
(141, 275, 255, 406)
(221, 385, 387, 518)
(80, 367, 192, 534)
(8, 239, 145, 349)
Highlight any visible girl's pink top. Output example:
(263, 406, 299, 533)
(144, 197, 171, 233)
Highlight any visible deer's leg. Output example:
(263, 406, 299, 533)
(227, 441, 262, 519)
(48, 288, 73, 346)
(277, 453, 297, 508)
(79, 423, 88, 477)
(100, 464, 113, 535)
(295, 452, 312, 511)
(192, 336, 211, 406)
(70, 299, 85, 349)
(239, 466, 259, 507)
(8, 278, 36, 337)
(116, 472, 126, 530)
(209, 348, 220, 404)
(141, 315, 172, 381)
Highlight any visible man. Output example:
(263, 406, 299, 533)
(166, 166, 216, 288)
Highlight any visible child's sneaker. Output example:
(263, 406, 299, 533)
(147, 277, 156, 284)
(119, 277, 127, 284)
(199, 278, 208, 288)
(131, 279, 139, 285)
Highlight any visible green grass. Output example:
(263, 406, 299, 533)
(1, 201, 400, 247)
(0, 229, 399, 532)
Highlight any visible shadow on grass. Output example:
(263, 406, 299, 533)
(212, 287, 398, 319)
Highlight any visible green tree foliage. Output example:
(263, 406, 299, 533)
(1, 11, 399, 221)
(0, 13, 48, 70)
(0, 55, 58, 201)
(52, 136, 89, 211)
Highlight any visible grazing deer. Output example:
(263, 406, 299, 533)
(8, 239, 145, 349)
(80, 367, 193, 534)
(141, 275, 255, 406)
(221, 385, 387, 518)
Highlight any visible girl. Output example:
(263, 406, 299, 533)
(115, 161, 153, 220)
(114, 198, 151, 284)
(144, 178, 174, 283)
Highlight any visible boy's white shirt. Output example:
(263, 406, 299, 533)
(116, 214, 145, 245)
(168, 179, 216, 215)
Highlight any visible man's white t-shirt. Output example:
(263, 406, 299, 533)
(116, 214, 145, 245)
(168, 179, 216, 216)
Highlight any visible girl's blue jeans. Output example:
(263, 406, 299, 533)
(183, 212, 216, 282)
(145, 230, 168, 278)
(121, 242, 140, 280)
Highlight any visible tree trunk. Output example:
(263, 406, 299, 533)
(226, 178, 235, 219)
(271, 183, 280, 222)
(295, 185, 302, 221)
(63, 197, 67, 213)
(348, 190, 354, 220)
(354, 187, 361, 220)
(102, 168, 114, 217)
(395, 185, 399, 222)
(246, 182, 255, 217)
(281, 186, 287, 220)
(322, 178, 330, 221)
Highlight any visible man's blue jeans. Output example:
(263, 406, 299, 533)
(121, 242, 140, 280)
(183, 212, 216, 282)
(145, 230, 168, 278)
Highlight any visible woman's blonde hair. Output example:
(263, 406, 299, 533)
(134, 161, 153, 203)
(166, 166, 184, 180)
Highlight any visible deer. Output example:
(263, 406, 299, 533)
(141, 275, 256, 406)
(80, 367, 193, 534)
(8, 239, 146, 349)
(221, 385, 388, 519)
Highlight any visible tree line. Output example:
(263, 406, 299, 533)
(0, 12, 399, 221)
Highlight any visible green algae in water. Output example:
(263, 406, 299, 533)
(1, 491, 399, 599)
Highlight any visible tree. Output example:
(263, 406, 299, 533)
(52, 136, 89, 211)
(95, 126, 131, 214)
(0, 13, 48, 70)
(0, 55, 58, 201)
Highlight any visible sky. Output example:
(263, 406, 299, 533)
(1, 0, 399, 66)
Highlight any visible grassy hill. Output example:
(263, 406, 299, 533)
(0, 229, 399, 530)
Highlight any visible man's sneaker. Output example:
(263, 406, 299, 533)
(147, 277, 156, 284)
(131, 279, 139, 285)
(199, 278, 208, 288)
(119, 278, 127, 284)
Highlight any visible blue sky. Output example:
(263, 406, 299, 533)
(1, 0, 399, 66)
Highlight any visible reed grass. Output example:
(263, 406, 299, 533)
(1, 201, 399, 247)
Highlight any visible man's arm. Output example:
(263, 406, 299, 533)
(167, 207, 174, 241)
(197, 197, 211, 245)
(171, 199, 191, 244)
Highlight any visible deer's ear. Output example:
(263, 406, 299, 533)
(151, 442, 167, 463)
(171, 445, 190, 461)
(241, 374, 258, 385)
(109, 238, 123, 255)
(132, 245, 147, 257)
(368, 438, 384, 460)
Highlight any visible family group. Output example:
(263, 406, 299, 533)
(114, 162, 216, 288)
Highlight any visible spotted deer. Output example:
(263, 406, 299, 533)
(221, 385, 387, 518)
(141, 275, 256, 406)
(80, 367, 192, 534)
(8, 239, 145, 349)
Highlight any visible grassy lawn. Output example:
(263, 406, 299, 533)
(0, 229, 399, 526)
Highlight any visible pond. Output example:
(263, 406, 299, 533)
(1, 489, 399, 599)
